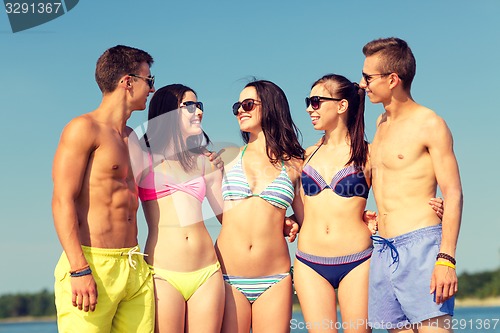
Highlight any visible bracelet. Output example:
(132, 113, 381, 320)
(70, 267, 92, 277)
(435, 261, 456, 270)
(69, 264, 90, 275)
(436, 252, 456, 265)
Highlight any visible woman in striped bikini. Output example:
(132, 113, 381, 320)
(215, 80, 304, 333)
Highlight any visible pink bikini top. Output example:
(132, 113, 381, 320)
(138, 153, 206, 203)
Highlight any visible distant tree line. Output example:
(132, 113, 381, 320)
(458, 268, 500, 299)
(1, 269, 499, 319)
(0, 289, 55, 319)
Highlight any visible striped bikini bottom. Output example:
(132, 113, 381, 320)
(223, 272, 290, 304)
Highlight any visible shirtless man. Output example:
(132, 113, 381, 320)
(52, 45, 156, 332)
(360, 37, 463, 332)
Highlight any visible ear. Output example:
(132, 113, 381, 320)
(119, 75, 132, 90)
(388, 73, 400, 90)
(337, 99, 348, 114)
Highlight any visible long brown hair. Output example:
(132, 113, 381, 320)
(312, 74, 368, 167)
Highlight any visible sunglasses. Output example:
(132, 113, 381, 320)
(361, 72, 392, 85)
(180, 101, 204, 113)
(232, 99, 261, 115)
(305, 96, 342, 110)
(128, 73, 155, 89)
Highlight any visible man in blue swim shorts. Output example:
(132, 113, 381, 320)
(52, 45, 156, 332)
(359, 37, 463, 332)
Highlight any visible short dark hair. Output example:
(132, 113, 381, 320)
(95, 45, 154, 93)
(362, 37, 416, 90)
(242, 80, 304, 162)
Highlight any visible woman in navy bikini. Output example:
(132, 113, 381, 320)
(215, 80, 304, 333)
(293, 74, 443, 333)
(293, 74, 373, 333)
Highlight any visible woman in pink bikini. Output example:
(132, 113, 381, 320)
(129, 84, 225, 333)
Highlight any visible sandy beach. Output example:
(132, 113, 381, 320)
(455, 297, 500, 307)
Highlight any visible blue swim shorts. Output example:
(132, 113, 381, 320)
(368, 225, 454, 329)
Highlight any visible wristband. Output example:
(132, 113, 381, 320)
(436, 252, 456, 265)
(435, 261, 456, 270)
(70, 267, 92, 277)
(69, 264, 90, 275)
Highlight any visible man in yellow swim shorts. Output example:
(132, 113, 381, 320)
(52, 45, 156, 332)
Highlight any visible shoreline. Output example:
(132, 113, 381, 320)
(291, 297, 500, 313)
(2, 298, 500, 324)
(455, 296, 500, 307)
(0, 316, 56, 324)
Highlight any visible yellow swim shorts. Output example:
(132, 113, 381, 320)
(54, 245, 154, 333)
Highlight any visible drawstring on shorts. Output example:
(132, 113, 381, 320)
(371, 235, 400, 272)
(121, 246, 148, 269)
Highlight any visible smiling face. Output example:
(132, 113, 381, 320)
(360, 55, 392, 105)
(179, 90, 203, 139)
(235, 86, 262, 134)
(307, 83, 343, 131)
(130, 62, 156, 111)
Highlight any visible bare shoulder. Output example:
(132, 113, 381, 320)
(59, 114, 98, 147)
(53, 114, 99, 176)
(304, 145, 320, 161)
(220, 145, 241, 166)
(285, 156, 304, 175)
(305, 145, 319, 154)
(416, 106, 450, 134)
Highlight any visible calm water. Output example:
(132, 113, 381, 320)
(0, 307, 498, 332)
(290, 307, 500, 333)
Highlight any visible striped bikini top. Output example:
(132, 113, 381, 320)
(301, 144, 369, 199)
(221, 146, 295, 210)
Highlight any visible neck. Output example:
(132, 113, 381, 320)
(323, 125, 349, 147)
(246, 130, 268, 152)
(95, 92, 134, 134)
(383, 89, 417, 120)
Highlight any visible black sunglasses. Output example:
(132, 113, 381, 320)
(361, 72, 392, 85)
(181, 101, 204, 113)
(305, 96, 342, 110)
(128, 73, 155, 89)
(232, 98, 261, 116)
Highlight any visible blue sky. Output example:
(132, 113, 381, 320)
(1, 0, 499, 295)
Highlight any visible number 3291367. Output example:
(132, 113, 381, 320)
(5, 2, 62, 14)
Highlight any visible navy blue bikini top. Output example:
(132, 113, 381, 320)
(301, 144, 369, 199)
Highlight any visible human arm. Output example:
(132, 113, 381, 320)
(362, 199, 443, 234)
(203, 148, 225, 171)
(52, 117, 98, 312)
(426, 116, 463, 304)
(205, 162, 224, 224)
(126, 128, 147, 185)
(429, 197, 444, 220)
(362, 210, 378, 235)
(285, 159, 306, 242)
